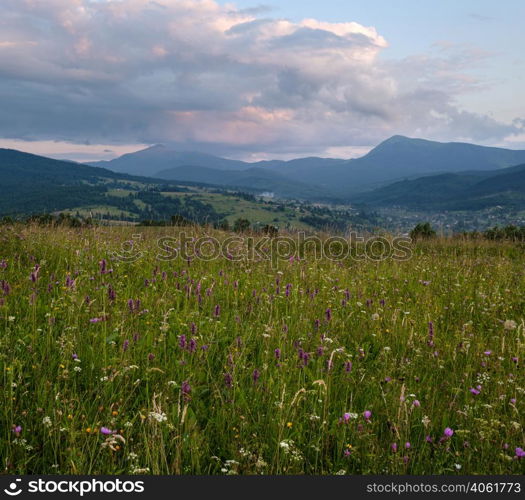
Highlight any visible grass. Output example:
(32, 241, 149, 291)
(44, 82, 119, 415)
(0, 224, 524, 475)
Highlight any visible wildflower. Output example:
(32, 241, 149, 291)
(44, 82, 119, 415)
(214, 304, 221, 317)
(224, 373, 233, 388)
(12, 425, 22, 435)
(391, 443, 398, 453)
(504, 320, 517, 330)
(279, 441, 290, 451)
(252, 369, 260, 384)
(344, 361, 352, 372)
(405, 442, 411, 449)
(443, 427, 454, 438)
(515, 447, 525, 459)
(274, 348, 281, 360)
(363, 410, 372, 421)
(100, 427, 113, 435)
(371, 313, 380, 321)
(286, 422, 293, 428)
(42, 416, 52, 427)
(483, 350, 492, 356)
(425, 435, 433, 443)
(178, 335, 187, 349)
(148, 353, 155, 361)
(469, 387, 481, 395)
(181, 380, 191, 400)
(148, 412, 167, 423)
(123, 340, 129, 352)
(413, 400, 421, 407)
(325, 308, 332, 321)
(427, 321, 435, 347)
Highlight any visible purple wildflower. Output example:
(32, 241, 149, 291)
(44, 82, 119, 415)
(325, 308, 332, 321)
(344, 361, 352, 372)
(181, 380, 191, 400)
(252, 369, 260, 383)
(443, 427, 454, 438)
(214, 304, 221, 317)
(413, 399, 421, 407)
(515, 447, 525, 459)
(363, 410, 372, 421)
(391, 443, 398, 453)
(427, 321, 435, 347)
(224, 373, 233, 388)
(100, 427, 113, 435)
(274, 348, 281, 360)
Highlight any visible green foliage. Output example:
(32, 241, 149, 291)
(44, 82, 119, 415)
(410, 222, 437, 240)
(233, 218, 251, 233)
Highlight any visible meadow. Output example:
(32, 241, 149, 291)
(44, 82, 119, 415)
(1, 224, 524, 475)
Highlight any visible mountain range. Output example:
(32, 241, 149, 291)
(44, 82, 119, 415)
(89, 135, 525, 199)
(2, 135, 525, 222)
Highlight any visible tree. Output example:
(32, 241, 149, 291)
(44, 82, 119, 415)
(410, 222, 436, 240)
(262, 224, 278, 237)
(233, 218, 251, 233)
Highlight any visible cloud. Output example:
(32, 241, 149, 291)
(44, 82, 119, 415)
(0, 0, 522, 160)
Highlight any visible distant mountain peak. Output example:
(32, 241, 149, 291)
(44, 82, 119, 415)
(382, 135, 411, 143)
(144, 144, 167, 151)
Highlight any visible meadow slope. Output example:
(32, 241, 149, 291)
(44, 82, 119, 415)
(1, 225, 524, 474)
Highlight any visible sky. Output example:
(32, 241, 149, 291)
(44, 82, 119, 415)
(0, 0, 524, 162)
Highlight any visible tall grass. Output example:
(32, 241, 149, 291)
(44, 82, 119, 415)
(1, 224, 524, 474)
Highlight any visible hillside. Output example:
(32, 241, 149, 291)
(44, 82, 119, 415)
(353, 163, 525, 210)
(0, 148, 368, 230)
(155, 165, 335, 200)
